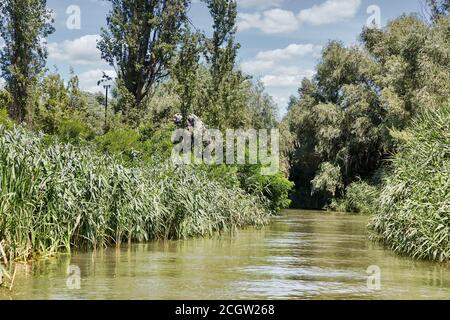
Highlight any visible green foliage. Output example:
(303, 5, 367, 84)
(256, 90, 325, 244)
(0, 0, 54, 123)
(0, 126, 270, 261)
(0, 109, 13, 130)
(329, 180, 380, 214)
(36, 73, 70, 134)
(171, 27, 202, 125)
(0, 90, 13, 129)
(98, 0, 190, 119)
(67, 69, 87, 112)
(370, 106, 450, 262)
(199, 163, 293, 212)
(202, 0, 250, 129)
(248, 81, 278, 129)
(57, 116, 93, 144)
(311, 162, 343, 197)
(201, 164, 240, 189)
(95, 128, 141, 164)
(283, 15, 450, 209)
(141, 124, 177, 164)
(238, 165, 294, 212)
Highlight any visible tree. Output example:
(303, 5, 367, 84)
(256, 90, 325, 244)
(67, 68, 87, 112)
(248, 81, 277, 129)
(37, 72, 69, 134)
(287, 95, 299, 111)
(426, 0, 449, 22)
(202, 0, 243, 128)
(0, 0, 54, 123)
(97, 0, 190, 121)
(284, 14, 450, 209)
(171, 27, 201, 127)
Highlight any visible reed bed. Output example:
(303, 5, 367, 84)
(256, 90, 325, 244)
(370, 106, 450, 262)
(0, 126, 270, 261)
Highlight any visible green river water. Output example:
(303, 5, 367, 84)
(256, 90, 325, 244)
(1, 210, 449, 300)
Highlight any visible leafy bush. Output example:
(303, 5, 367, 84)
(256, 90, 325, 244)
(237, 165, 294, 212)
(0, 109, 13, 129)
(370, 106, 450, 262)
(329, 180, 380, 214)
(201, 164, 240, 189)
(57, 116, 93, 144)
(0, 90, 13, 129)
(141, 124, 177, 165)
(95, 128, 141, 163)
(92, 123, 293, 212)
(311, 162, 343, 197)
(0, 126, 270, 261)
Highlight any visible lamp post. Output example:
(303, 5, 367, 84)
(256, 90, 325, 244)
(97, 73, 113, 131)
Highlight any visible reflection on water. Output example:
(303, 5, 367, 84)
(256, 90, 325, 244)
(1, 210, 449, 300)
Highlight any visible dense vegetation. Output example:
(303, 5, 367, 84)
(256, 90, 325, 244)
(282, 14, 449, 209)
(0, 0, 448, 265)
(0, 126, 270, 261)
(282, 4, 449, 261)
(0, 0, 292, 263)
(370, 107, 449, 262)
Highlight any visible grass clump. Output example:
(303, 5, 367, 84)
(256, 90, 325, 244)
(370, 106, 450, 262)
(0, 126, 270, 261)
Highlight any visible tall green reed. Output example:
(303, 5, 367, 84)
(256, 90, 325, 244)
(370, 106, 450, 262)
(0, 126, 270, 261)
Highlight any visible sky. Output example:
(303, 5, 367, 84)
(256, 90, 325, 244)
(38, 0, 426, 116)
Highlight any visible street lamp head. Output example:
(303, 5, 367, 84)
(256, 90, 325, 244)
(97, 72, 113, 87)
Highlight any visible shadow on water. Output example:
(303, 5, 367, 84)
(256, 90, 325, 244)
(1, 210, 449, 300)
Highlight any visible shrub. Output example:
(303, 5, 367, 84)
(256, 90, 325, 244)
(370, 106, 450, 262)
(141, 124, 176, 165)
(57, 116, 93, 144)
(0, 109, 13, 130)
(329, 179, 380, 214)
(237, 165, 294, 212)
(95, 128, 141, 163)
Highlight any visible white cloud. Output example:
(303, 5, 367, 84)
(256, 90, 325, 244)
(78, 69, 116, 93)
(272, 95, 288, 107)
(261, 68, 314, 88)
(298, 0, 361, 26)
(238, 9, 299, 34)
(238, 0, 361, 34)
(241, 44, 316, 90)
(241, 43, 321, 75)
(48, 35, 105, 65)
(241, 59, 276, 74)
(256, 43, 322, 61)
(238, 0, 283, 9)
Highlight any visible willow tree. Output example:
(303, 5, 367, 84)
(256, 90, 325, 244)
(284, 13, 450, 209)
(97, 0, 190, 123)
(0, 0, 54, 123)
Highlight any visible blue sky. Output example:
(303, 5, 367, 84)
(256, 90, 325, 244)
(43, 0, 425, 116)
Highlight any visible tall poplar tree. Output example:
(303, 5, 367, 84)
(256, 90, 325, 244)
(0, 0, 54, 123)
(203, 0, 242, 128)
(97, 0, 190, 123)
(171, 27, 202, 127)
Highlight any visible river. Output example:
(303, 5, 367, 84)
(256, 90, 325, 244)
(1, 210, 449, 300)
